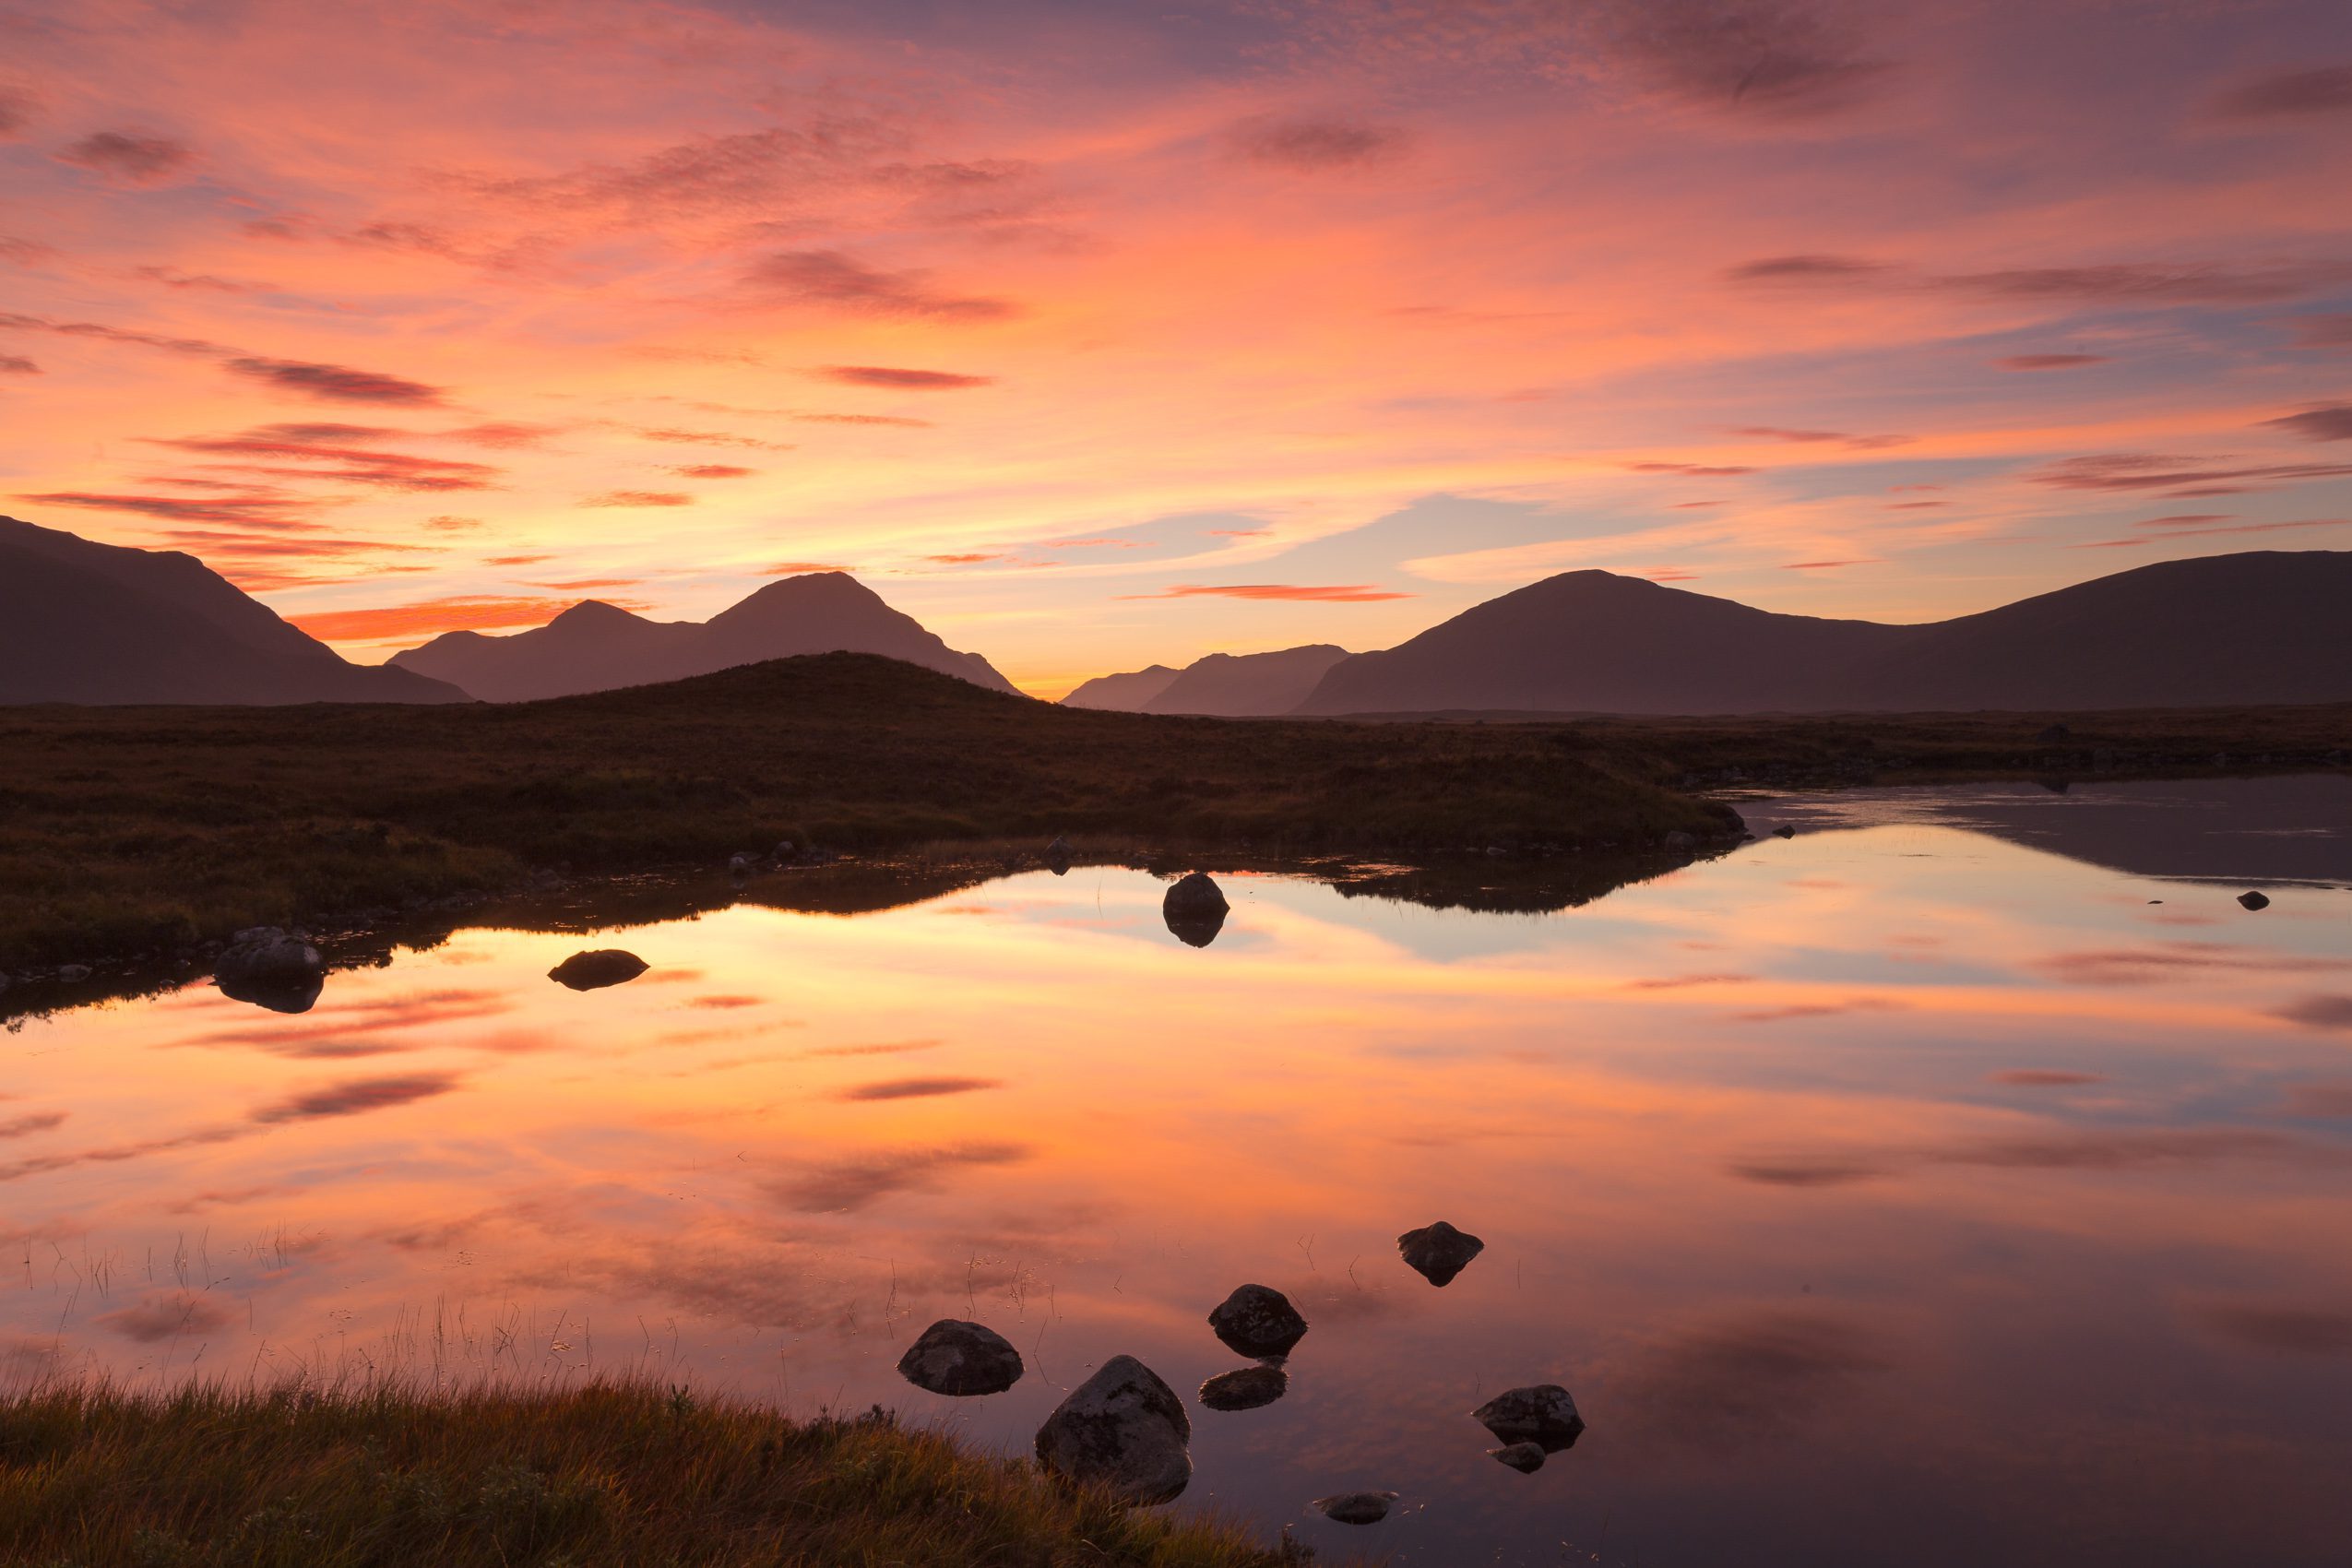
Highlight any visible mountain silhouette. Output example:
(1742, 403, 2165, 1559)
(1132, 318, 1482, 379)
(389, 572, 1020, 702)
(0, 517, 469, 706)
(1064, 646, 1352, 716)
(1063, 663, 1182, 710)
(1294, 552, 2352, 716)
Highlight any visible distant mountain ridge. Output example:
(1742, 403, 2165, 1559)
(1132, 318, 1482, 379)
(1063, 645, 1351, 716)
(1294, 552, 2352, 716)
(0, 517, 469, 706)
(389, 572, 1020, 702)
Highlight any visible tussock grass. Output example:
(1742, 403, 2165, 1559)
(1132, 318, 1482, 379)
(0, 655, 1730, 968)
(0, 1380, 1320, 1568)
(2, 652, 2342, 970)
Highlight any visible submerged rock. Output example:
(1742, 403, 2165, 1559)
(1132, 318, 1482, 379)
(214, 926, 325, 1014)
(728, 851, 759, 875)
(1035, 1355, 1192, 1504)
(1198, 1366, 1288, 1411)
(548, 949, 649, 991)
(2238, 890, 2271, 911)
(1398, 1220, 1485, 1287)
(1472, 1384, 1586, 1451)
(1490, 1442, 1547, 1473)
(1774, 825, 1797, 838)
(897, 1319, 1024, 1396)
(1312, 1491, 1397, 1525)
(1207, 1284, 1308, 1359)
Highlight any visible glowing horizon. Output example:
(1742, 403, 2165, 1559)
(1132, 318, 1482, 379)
(3, 0, 2350, 696)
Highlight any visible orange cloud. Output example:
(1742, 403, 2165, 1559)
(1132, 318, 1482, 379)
(289, 596, 586, 640)
(1123, 583, 1414, 602)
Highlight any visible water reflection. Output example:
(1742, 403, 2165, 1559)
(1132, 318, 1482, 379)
(3, 776, 2349, 1567)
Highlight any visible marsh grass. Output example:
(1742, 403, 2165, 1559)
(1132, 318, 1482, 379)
(2, 651, 2341, 969)
(0, 1378, 1324, 1568)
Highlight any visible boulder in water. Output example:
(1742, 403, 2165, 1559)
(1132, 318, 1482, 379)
(1163, 872, 1228, 919)
(896, 1319, 1024, 1396)
(1312, 1491, 1397, 1525)
(548, 949, 649, 991)
(1774, 825, 1797, 838)
(1490, 1442, 1547, 1473)
(1472, 1384, 1585, 1451)
(2238, 890, 2270, 910)
(1208, 1283, 1307, 1359)
(1198, 1366, 1288, 1411)
(214, 927, 325, 1014)
(1398, 1220, 1485, 1287)
(1035, 1355, 1192, 1504)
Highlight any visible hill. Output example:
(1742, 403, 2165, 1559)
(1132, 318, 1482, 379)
(1062, 663, 1181, 709)
(1295, 552, 2352, 716)
(0, 517, 469, 706)
(389, 572, 1018, 701)
(1064, 646, 1352, 716)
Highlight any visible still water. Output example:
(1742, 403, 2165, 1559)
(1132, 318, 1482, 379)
(6, 778, 2350, 1565)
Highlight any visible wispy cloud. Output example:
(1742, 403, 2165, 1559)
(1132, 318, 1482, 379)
(1122, 582, 1414, 601)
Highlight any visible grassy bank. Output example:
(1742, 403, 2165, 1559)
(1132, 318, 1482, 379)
(0, 652, 2344, 971)
(0, 1382, 1313, 1567)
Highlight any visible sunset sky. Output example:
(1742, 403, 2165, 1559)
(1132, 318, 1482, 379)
(3, 0, 2349, 695)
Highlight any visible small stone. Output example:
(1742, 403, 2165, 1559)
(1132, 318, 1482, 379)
(728, 851, 758, 875)
(2238, 890, 2270, 911)
(1312, 1491, 1397, 1525)
(896, 1319, 1024, 1396)
(1208, 1284, 1308, 1359)
(1491, 1442, 1546, 1473)
(1398, 1220, 1485, 1287)
(1198, 1366, 1288, 1411)
(1774, 825, 1796, 838)
(548, 949, 649, 991)
(1472, 1384, 1586, 1451)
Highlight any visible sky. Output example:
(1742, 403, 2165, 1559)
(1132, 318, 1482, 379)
(2, 0, 2350, 696)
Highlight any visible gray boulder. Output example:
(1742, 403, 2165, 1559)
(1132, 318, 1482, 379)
(1313, 1491, 1397, 1525)
(1472, 1384, 1585, 1451)
(1398, 1220, 1484, 1287)
(1490, 1442, 1547, 1473)
(1208, 1283, 1307, 1359)
(548, 949, 649, 991)
(1198, 1366, 1288, 1411)
(2238, 890, 2270, 910)
(214, 927, 325, 1013)
(1035, 1355, 1192, 1504)
(728, 851, 759, 875)
(897, 1319, 1024, 1396)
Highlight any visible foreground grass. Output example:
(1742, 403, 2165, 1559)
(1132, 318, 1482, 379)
(0, 655, 1731, 969)
(0, 652, 2344, 971)
(0, 1382, 1314, 1568)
